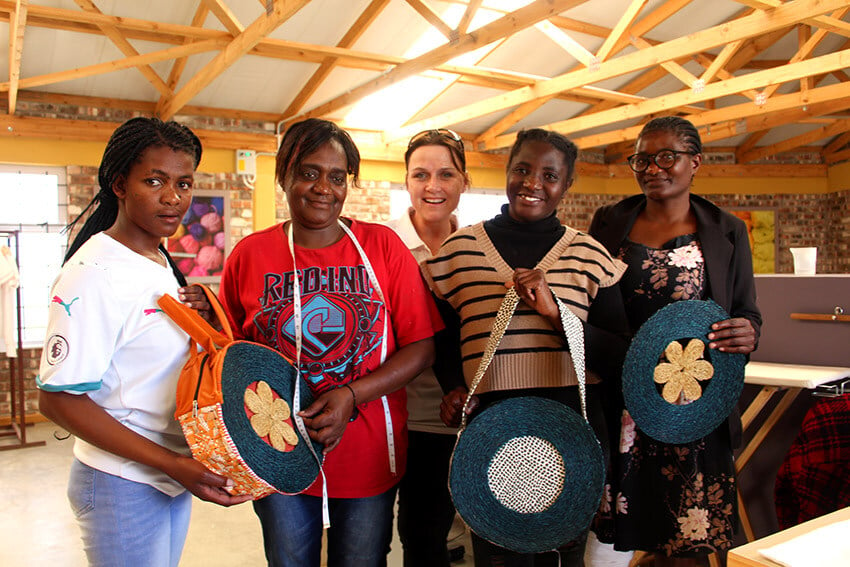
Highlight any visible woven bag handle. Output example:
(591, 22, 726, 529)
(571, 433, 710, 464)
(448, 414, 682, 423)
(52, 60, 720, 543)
(157, 284, 233, 354)
(460, 287, 520, 430)
(459, 288, 589, 430)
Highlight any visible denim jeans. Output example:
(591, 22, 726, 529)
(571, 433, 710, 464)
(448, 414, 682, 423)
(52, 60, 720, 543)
(253, 486, 398, 567)
(67, 459, 192, 567)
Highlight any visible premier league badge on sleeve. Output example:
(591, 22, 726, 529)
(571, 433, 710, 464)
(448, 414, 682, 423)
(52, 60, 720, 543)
(45, 334, 70, 365)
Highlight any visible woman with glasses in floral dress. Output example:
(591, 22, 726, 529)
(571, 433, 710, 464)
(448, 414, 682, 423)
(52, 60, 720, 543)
(589, 116, 761, 567)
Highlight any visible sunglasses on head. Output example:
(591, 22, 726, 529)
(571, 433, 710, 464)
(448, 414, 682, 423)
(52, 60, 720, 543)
(407, 129, 466, 170)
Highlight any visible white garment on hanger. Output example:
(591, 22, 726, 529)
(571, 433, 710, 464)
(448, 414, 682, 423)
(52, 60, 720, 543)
(0, 245, 20, 357)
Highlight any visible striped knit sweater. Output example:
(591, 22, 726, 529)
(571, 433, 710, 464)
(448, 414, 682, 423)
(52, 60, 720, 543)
(422, 221, 626, 394)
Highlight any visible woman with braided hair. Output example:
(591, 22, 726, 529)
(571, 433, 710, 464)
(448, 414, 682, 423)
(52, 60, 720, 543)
(37, 117, 249, 567)
(589, 116, 760, 566)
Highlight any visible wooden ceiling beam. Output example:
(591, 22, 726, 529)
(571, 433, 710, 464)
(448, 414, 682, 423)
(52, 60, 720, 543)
(693, 52, 760, 101)
(394, 0, 846, 146)
(535, 20, 595, 68)
(487, 46, 850, 150)
(280, 0, 391, 119)
(291, 0, 590, 128)
(0, 0, 676, 108)
(439, 1, 613, 38)
(7, 0, 27, 115)
(700, 40, 744, 84)
(607, 0, 693, 57)
(167, 4, 211, 93)
(405, 0, 453, 39)
(733, 0, 850, 38)
(9, 89, 282, 121)
(825, 146, 850, 164)
(201, 0, 244, 36)
(739, 116, 850, 163)
(570, 81, 850, 149)
(0, 1, 229, 39)
(823, 131, 850, 155)
(736, 130, 770, 161)
(156, 0, 309, 120)
(457, 0, 483, 35)
(595, 0, 649, 62)
(0, 39, 221, 92)
(404, 39, 506, 127)
(73, 0, 171, 97)
(761, 7, 850, 99)
(0, 114, 277, 151)
(475, 96, 555, 143)
(577, 66, 668, 116)
(630, 35, 700, 88)
(548, 14, 610, 38)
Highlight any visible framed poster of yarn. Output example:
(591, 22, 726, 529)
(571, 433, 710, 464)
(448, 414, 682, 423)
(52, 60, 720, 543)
(166, 190, 231, 283)
(729, 208, 777, 273)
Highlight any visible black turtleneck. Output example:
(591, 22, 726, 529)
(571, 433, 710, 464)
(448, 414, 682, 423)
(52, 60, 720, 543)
(483, 204, 565, 269)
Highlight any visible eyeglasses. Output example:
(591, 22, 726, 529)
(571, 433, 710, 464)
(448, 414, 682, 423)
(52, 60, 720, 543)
(407, 129, 466, 170)
(626, 149, 694, 173)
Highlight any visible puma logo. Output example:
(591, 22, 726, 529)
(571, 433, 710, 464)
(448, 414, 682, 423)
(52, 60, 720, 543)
(52, 296, 79, 317)
(143, 308, 163, 316)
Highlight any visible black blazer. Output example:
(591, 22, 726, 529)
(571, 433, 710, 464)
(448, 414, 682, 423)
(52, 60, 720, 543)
(589, 193, 763, 448)
(589, 193, 762, 340)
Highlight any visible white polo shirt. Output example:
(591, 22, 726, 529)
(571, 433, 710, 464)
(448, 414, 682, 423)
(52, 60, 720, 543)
(38, 233, 191, 496)
(385, 208, 457, 434)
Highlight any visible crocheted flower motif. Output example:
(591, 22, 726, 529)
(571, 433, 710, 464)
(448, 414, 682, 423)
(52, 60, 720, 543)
(245, 381, 298, 451)
(653, 339, 714, 404)
(667, 243, 703, 269)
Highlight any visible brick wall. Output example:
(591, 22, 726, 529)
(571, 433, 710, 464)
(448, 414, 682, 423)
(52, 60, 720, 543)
(11, 97, 275, 135)
(0, 349, 41, 420)
(559, 189, 850, 274)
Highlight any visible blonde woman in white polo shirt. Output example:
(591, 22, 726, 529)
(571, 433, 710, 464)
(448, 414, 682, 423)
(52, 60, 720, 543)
(386, 128, 469, 567)
(37, 117, 249, 567)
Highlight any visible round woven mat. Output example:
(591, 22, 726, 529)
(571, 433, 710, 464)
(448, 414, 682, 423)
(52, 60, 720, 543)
(221, 341, 322, 494)
(622, 299, 747, 444)
(449, 396, 604, 553)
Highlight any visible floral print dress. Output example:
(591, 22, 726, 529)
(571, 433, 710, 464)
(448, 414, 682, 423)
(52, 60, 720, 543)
(595, 234, 738, 557)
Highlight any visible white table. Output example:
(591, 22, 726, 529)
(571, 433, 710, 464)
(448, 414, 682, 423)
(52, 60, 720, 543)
(728, 507, 850, 567)
(735, 362, 850, 541)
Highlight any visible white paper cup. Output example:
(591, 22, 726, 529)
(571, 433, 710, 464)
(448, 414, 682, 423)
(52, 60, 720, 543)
(790, 247, 817, 274)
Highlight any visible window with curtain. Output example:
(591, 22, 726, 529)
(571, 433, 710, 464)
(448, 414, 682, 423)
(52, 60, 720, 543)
(0, 166, 68, 348)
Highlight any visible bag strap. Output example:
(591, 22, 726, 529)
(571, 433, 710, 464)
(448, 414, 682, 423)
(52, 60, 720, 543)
(460, 287, 588, 431)
(157, 284, 233, 354)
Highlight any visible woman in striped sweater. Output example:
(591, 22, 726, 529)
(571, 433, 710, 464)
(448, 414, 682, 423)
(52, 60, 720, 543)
(421, 128, 629, 566)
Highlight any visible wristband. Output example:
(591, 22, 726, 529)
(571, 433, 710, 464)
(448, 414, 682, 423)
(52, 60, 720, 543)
(343, 383, 359, 422)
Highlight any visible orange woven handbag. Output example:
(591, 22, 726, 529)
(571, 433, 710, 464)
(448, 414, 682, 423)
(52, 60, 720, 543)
(157, 285, 322, 499)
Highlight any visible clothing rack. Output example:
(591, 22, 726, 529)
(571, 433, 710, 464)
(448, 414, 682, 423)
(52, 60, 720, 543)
(0, 228, 46, 450)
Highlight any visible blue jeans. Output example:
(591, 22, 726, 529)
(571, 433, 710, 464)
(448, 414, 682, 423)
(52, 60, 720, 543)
(253, 486, 398, 567)
(67, 459, 192, 567)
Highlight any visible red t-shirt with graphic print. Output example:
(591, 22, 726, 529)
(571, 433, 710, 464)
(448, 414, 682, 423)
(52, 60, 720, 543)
(220, 219, 440, 498)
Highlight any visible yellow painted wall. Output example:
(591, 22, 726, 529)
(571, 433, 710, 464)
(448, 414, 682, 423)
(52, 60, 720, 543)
(828, 160, 850, 191)
(254, 155, 277, 230)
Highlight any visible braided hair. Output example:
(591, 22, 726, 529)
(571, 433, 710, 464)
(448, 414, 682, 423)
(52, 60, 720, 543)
(637, 116, 703, 155)
(507, 128, 579, 182)
(64, 117, 202, 283)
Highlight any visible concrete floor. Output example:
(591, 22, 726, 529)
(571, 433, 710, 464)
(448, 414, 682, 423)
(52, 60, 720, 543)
(0, 422, 472, 566)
